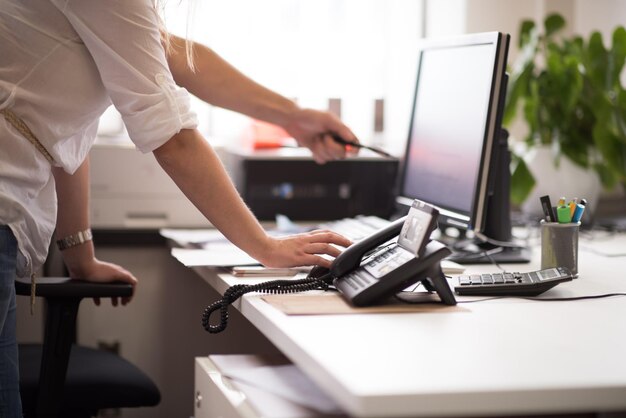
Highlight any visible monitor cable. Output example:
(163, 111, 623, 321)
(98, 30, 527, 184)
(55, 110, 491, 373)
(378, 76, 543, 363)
(455, 293, 626, 303)
(474, 231, 527, 249)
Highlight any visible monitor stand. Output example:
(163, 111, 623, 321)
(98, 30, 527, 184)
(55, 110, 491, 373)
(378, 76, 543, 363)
(447, 128, 530, 265)
(447, 243, 531, 264)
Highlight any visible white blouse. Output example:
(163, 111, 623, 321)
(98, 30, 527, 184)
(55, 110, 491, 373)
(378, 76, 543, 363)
(0, 0, 198, 276)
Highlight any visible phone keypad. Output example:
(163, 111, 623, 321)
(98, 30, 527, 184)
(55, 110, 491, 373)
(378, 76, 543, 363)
(365, 245, 413, 279)
(340, 246, 415, 291)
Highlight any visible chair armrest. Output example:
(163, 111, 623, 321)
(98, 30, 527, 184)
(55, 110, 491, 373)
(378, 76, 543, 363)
(15, 277, 133, 299)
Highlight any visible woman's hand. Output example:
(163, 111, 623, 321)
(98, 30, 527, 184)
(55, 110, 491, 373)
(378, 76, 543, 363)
(255, 230, 352, 268)
(67, 258, 138, 306)
(284, 108, 359, 164)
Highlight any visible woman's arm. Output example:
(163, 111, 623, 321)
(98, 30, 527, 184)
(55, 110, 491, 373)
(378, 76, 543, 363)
(167, 35, 296, 127)
(152, 128, 351, 268)
(166, 35, 358, 164)
(53, 158, 137, 305)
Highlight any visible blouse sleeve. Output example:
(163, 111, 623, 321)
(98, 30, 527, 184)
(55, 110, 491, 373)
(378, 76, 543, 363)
(51, 0, 198, 153)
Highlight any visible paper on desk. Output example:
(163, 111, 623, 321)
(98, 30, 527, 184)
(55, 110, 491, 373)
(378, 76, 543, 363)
(441, 259, 466, 274)
(160, 228, 228, 245)
(223, 364, 343, 415)
(171, 247, 259, 267)
(262, 293, 467, 315)
(161, 224, 294, 247)
(227, 379, 323, 418)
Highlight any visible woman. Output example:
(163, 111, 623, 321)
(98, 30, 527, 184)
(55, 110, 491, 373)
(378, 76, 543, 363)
(0, 0, 357, 415)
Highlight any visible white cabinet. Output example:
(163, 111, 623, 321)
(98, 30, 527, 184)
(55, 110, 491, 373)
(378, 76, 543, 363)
(194, 356, 346, 418)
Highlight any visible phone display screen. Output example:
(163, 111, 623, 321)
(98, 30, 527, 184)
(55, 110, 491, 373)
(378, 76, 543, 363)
(398, 201, 437, 255)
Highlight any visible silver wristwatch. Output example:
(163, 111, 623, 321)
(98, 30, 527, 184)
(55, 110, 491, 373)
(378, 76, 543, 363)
(56, 228, 93, 251)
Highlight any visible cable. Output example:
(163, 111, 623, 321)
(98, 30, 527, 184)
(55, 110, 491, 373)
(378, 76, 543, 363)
(518, 293, 626, 301)
(483, 250, 508, 273)
(202, 272, 333, 334)
(474, 231, 527, 249)
(452, 246, 504, 259)
(456, 293, 626, 303)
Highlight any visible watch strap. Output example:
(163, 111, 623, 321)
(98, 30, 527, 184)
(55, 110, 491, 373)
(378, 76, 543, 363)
(56, 228, 93, 251)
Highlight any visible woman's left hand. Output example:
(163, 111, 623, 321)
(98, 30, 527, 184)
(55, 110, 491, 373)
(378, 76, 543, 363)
(284, 108, 359, 164)
(68, 258, 138, 306)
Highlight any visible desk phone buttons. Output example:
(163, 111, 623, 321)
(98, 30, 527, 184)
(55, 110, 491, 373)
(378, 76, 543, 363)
(454, 267, 573, 296)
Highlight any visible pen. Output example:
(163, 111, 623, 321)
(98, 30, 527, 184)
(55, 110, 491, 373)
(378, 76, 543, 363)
(556, 196, 572, 223)
(540, 195, 556, 222)
(330, 134, 393, 158)
(572, 198, 587, 223)
(569, 198, 578, 218)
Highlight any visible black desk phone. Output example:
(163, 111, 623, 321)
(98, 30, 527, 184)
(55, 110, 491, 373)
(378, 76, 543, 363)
(331, 200, 456, 306)
(202, 200, 456, 334)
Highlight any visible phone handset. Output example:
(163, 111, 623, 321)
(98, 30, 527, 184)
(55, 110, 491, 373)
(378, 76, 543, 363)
(329, 216, 407, 278)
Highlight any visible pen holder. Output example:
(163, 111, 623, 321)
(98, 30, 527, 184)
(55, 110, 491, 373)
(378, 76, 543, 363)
(540, 221, 580, 277)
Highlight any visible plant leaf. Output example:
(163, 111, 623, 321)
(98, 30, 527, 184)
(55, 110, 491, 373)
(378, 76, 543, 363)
(585, 32, 608, 90)
(504, 63, 533, 126)
(610, 27, 626, 87)
(519, 20, 535, 48)
(544, 13, 565, 38)
(617, 90, 626, 142)
(593, 162, 617, 189)
(592, 112, 625, 183)
(510, 158, 536, 206)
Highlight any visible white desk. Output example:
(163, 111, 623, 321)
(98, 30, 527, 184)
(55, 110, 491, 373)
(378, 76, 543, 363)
(190, 233, 626, 417)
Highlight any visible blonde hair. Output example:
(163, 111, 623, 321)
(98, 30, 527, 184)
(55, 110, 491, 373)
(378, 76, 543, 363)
(155, 0, 196, 72)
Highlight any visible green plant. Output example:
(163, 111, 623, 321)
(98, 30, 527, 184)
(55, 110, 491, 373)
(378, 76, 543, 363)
(504, 13, 626, 205)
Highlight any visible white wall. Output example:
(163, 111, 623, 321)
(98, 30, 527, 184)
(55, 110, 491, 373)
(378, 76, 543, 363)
(429, 0, 624, 58)
(574, 0, 626, 40)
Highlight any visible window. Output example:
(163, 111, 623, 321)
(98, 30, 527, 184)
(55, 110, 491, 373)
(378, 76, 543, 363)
(101, 0, 424, 154)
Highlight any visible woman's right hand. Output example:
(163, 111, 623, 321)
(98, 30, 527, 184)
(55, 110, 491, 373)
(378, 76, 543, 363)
(255, 230, 352, 268)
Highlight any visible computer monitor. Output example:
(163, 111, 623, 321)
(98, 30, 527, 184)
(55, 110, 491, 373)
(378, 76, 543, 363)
(396, 32, 528, 263)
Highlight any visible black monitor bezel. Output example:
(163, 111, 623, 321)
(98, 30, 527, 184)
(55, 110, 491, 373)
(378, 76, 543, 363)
(396, 31, 509, 234)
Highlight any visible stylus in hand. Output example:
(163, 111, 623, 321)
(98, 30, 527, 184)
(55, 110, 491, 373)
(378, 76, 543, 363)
(330, 134, 393, 158)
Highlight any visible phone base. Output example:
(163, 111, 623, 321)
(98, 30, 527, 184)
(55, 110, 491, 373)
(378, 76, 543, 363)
(335, 240, 457, 307)
(419, 262, 457, 305)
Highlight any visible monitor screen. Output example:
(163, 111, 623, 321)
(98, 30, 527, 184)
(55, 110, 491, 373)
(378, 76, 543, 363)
(398, 32, 509, 234)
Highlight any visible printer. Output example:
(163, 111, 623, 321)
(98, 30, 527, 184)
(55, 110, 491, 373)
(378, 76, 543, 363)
(89, 140, 208, 229)
(222, 147, 399, 221)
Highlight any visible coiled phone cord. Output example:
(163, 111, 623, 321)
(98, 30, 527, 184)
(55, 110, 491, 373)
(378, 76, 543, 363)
(202, 272, 332, 334)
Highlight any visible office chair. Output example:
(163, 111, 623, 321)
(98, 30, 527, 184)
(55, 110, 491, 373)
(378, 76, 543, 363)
(16, 277, 160, 418)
